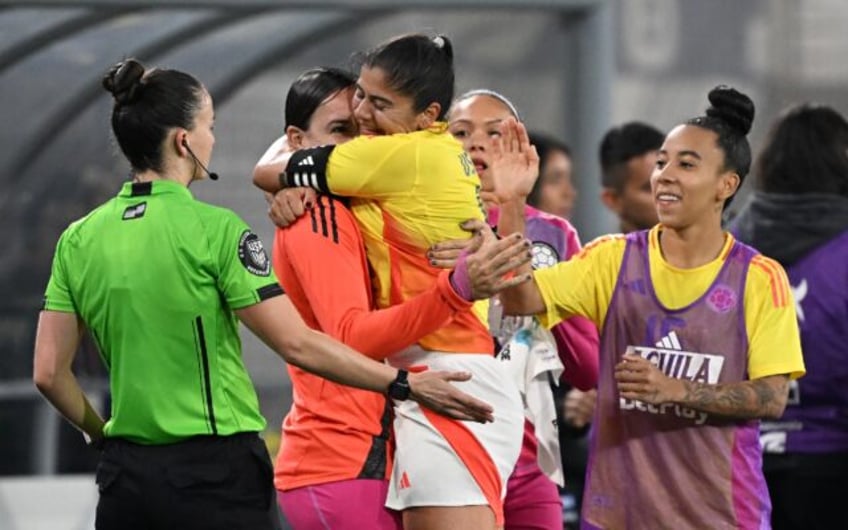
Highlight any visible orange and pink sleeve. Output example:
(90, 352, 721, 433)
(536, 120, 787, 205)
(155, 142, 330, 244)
(279, 198, 472, 360)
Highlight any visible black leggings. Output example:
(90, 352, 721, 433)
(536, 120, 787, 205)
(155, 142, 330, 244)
(764, 452, 848, 530)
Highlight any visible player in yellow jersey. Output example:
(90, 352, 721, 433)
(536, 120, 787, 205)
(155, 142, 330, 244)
(253, 34, 525, 530)
(462, 87, 806, 530)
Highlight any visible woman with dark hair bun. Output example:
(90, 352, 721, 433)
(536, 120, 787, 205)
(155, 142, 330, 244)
(731, 103, 848, 530)
(466, 86, 806, 529)
(255, 33, 528, 530)
(33, 58, 495, 530)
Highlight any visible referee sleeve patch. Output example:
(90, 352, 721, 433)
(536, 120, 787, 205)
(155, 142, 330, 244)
(256, 283, 284, 301)
(285, 145, 334, 193)
(238, 230, 271, 277)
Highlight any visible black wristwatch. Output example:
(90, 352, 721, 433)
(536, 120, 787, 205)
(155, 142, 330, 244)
(388, 369, 411, 401)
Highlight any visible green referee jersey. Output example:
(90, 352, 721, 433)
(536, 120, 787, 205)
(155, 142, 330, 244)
(42, 180, 284, 444)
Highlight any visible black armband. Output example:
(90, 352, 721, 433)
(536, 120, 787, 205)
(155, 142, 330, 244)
(256, 283, 285, 301)
(283, 145, 335, 193)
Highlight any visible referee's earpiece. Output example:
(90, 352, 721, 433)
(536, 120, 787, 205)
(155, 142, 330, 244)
(181, 137, 219, 181)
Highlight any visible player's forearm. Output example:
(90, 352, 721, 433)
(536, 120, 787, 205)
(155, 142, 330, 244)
(672, 374, 789, 420)
(253, 160, 288, 193)
(252, 138, 292, 193)
(294, 328, 396, 393)
(496, 199, 544, 316)
(238, 297, 396, 393)
(33, 311, 106, 439)
(495, 197, 527, 239)
(551, 317, 599, 391)
(338, 271, 468, 360)
(35, 368, 105, 439)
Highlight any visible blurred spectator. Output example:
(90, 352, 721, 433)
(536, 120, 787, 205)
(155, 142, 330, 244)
(731, 103, 848, 530)
(599, 121, 664, 232)
(528, 132, 577, 219)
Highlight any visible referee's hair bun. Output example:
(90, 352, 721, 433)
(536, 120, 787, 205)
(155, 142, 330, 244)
(705, 85, 755, 136)
(102, 59, 146, 105)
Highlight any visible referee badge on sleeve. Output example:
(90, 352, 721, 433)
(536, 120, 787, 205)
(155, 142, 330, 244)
(238, 230, 271, 276)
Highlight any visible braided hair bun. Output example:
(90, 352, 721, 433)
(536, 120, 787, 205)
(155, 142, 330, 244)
(102, 59, 146, 105)
(686, 85, 756, 207)
(705, 85, 755, 137)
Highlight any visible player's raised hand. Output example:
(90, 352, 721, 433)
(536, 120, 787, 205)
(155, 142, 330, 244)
(489, 117, 539, 204)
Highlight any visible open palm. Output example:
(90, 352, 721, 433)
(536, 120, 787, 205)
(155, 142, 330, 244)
(489, 117, 540, 204)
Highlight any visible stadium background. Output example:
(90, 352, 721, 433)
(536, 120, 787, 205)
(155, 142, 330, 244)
(1, 0, 846, 527)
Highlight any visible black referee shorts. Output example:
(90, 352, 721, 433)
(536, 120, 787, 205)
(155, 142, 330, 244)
(95, 432, 282, 530)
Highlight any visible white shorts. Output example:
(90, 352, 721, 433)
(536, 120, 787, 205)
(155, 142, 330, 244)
(385, 347, 524, 525)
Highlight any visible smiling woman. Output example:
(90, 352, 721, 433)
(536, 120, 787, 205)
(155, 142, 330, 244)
(352, 34, 455, 136)
(652, 87, 754, 243)
(465, 85, 806, 530)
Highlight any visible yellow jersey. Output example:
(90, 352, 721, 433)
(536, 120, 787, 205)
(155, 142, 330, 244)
(533, 225, 805, 379)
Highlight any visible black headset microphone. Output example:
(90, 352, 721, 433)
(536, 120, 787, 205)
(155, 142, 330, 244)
(182, 139, 219, 181)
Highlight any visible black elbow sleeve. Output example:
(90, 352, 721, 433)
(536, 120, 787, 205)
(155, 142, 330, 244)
(284, 145, 335, 193)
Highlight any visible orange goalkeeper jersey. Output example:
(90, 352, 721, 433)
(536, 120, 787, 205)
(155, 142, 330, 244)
(272, 194, 472, 490)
